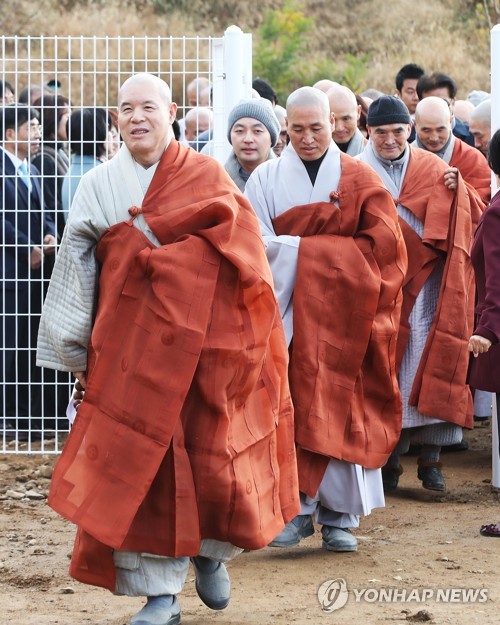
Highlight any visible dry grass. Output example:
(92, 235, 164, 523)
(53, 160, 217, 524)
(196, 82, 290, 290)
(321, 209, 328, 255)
(0, 0, 491, 99)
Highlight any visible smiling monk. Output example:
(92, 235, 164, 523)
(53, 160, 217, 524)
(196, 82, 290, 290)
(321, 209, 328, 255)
(36, 73, 299, 625)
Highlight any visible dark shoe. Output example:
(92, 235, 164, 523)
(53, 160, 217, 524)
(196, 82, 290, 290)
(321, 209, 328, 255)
(191, 556, 230, 611)
(474, 414, 491, 423)
(382, 465, 403, 491)
(441, 439, 469, 452)
(417, 462, 446, 491)
(130, 595, 181, 625)
(269, 514, 314, 547)
(321, 526, 358, 552)
(480, 523, 500, 537)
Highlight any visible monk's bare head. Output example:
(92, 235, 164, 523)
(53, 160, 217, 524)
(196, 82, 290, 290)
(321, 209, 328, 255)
(285, 87, 334, 161)
(469, 99, 491, 156)
(327, 85, 361, 145)
(414, 96, 452, 153)
(118, 73, 177, 167)
(312, 79, 340, 94)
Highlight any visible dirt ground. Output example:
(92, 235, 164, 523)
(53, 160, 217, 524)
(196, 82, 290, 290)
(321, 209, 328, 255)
(1, 421, 499, 625)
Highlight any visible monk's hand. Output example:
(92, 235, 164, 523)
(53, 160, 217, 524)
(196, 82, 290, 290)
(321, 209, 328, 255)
(72, 371, 87, 411)
(444, 167, 459, 190)
(468, 335, 492, 358)
(72, 371, 87, 389)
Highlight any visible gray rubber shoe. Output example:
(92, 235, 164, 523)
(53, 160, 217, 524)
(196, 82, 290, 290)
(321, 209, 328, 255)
(321, 526, 358, 552)
(191, 556, 230, 610)
(269, 515, 315, 547)
(131, 595, 181, 625)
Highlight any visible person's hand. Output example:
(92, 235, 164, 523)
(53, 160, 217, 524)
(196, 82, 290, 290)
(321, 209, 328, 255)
(444, 167, 459, 190)
(72, 371, 87, 411)
(468, 335, 492, 358)
(72, 371, 87, 389)
(43, 234, 57, 255)
(31, 245, 43, 269)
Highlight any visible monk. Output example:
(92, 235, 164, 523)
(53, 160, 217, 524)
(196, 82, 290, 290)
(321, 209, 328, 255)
(413, 95, 491, 426)
(245, 86, 407, 553)
(36, 73, 299, 625)
(413, 96, 491, 205)
(326, 84, 367, 156)
(359, 95, 480, 493)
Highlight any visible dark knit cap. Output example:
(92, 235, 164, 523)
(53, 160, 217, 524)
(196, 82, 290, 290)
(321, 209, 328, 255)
(227, 98, 280, 146)
(367, 95, 411, 126)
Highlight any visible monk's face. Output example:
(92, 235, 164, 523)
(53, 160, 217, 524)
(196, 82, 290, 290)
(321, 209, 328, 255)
(469, 118, 491, 156)
(329, 96, 360, 145)
(118, 77, 177, 167)
(286, 104, 334, 161)
(415, 108, 452, 153)
(367, 123, 411, 160)
(273, 117, 288, 157)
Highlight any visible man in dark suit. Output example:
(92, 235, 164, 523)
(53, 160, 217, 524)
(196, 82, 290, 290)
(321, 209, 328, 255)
(0, 105, 56, 440)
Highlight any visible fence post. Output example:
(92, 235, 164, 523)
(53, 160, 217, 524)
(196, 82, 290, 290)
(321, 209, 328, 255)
(212, 25, 252, 164)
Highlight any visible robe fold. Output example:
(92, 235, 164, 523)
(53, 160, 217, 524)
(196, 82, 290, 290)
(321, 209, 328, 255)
(449, 138, 491, 206)
(43, 141, 300, 591)
(248, 147, 407, 497)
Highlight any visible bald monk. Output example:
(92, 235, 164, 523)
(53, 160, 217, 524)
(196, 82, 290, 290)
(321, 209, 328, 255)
(414, 96, 491, 205)
(36, 73, 299, 625)
(359, 96, 480, 493)
(469, 99, 491, 158)
(327, 85, 367, 156)
(245, 86, 407, 553)
(313, 78, 339, 93)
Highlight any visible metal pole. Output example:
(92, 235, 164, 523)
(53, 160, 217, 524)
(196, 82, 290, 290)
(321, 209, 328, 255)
(212, 25, 252, 164)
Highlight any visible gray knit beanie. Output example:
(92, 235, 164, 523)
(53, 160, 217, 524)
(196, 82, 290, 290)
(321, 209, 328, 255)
(367, 95, 411, 126)
(227, 98, 280, 146)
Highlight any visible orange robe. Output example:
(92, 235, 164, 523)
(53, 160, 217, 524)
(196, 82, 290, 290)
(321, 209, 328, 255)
(450, 138, 491, 206)
(272, 155, 407, 497)
(47, 141, 300, 590)
(395, 148, 480, 429)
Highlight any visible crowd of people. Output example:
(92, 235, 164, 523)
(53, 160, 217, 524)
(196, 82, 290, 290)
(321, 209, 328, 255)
(1, 64, 499, 624)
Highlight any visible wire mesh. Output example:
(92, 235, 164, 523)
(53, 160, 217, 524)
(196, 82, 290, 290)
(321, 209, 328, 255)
(0, 35, 216, 454)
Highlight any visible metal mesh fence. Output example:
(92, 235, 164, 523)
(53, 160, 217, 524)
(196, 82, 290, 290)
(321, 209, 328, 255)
(0, 35, 225, 454)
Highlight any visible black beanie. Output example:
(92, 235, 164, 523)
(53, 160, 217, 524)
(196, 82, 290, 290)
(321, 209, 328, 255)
(367, 95, 411, 126)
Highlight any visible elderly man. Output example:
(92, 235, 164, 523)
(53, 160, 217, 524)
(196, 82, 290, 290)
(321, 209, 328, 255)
(273, 104, 288, 157)
(413, 96, 490, 428)
(359, 96, 478, 492)
(469, 99, 491, 158)
(36, 73, 299, 625)
(327, 85, 367, 155)
(245, 86, 407, 553)
(225, 98, 280, 191)
(413, 96, 491, 205)
(183, 106, 213, 149)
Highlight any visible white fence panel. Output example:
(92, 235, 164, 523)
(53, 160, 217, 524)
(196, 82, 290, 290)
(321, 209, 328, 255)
(0, 30, 251, 453)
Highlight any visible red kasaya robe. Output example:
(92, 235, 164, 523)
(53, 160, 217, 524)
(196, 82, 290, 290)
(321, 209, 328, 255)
(450, 138, 491, 206)
(272, 155, 408, 497)
(48, 141, 300, 590)
(395, 148, 480, 429)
